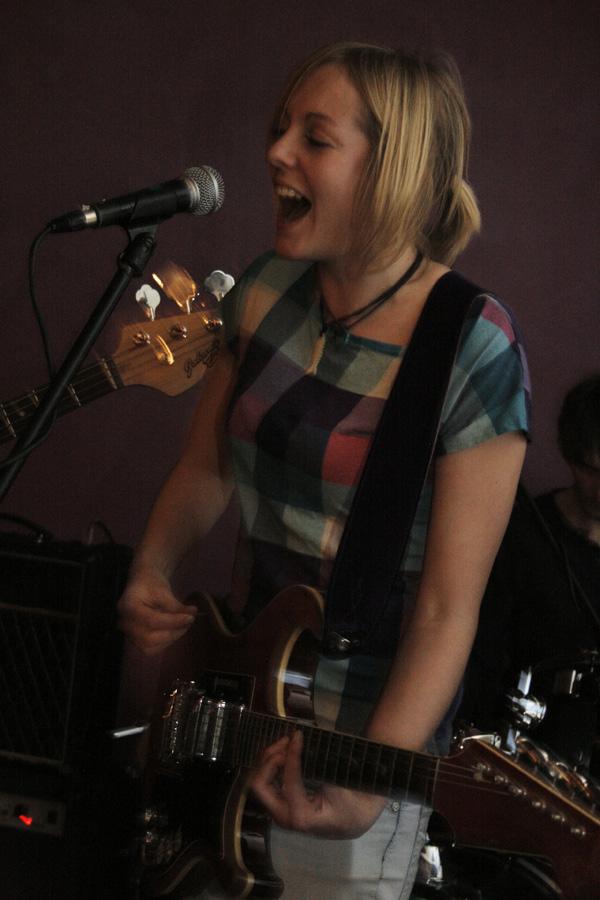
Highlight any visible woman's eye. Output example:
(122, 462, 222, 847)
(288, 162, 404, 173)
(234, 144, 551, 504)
(307, 135, 329, 148)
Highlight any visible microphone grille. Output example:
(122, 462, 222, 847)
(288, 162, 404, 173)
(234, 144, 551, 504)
(184, 165, 225, 215)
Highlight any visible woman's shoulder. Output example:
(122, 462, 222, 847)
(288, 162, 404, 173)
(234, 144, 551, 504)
(438, 279, 531, 452)
(456, 282, 528, 371)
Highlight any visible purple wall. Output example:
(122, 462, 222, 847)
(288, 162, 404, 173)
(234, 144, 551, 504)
(1, 1, 598, 577)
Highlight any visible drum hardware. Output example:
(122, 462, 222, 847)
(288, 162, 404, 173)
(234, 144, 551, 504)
(503, 653, 600, 774)
(498, 667, 548, 759)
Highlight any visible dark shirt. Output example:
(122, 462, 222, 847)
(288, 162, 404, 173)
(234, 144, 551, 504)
(460, 485, 600, 769)
(535, 490, 600, 625)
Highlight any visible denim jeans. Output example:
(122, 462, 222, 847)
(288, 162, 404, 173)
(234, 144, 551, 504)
(196, 799, 430, 900)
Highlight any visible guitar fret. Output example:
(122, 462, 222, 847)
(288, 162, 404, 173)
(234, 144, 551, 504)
(320, 729, 333, 782)
(0, 402, 16, 439)
(341, 735, 368, 792)
(361, 742, 383, 794)
(312, 727, 324, 782)
(262, 714, 275, 753)
(67, 385, 82, 407)
(262, 715, 273, 753)
(99, 356, 121, 391)
(2, 393, 42, 442)
(339, 734, 354, 788)
(0, 356, 123, 447)
(407, 755, 433, 804)
(324, 732, 343, 785)
(273, 716, 284, 743)
(302, 725, 318, 781)
(1, 366, 111, 444)
(223, 705, 242, 767)
(381, 746, 398, 798)
(261, 715, 273, 751)
(70, 362, 117, 405)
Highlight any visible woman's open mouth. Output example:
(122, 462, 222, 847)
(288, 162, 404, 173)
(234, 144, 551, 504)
(275, 185, 312, 223)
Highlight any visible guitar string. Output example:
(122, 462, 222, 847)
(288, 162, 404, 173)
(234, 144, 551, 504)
(174, 689, 594, 806)
(171, 705, 597, 818)
(0, 330, 218, 440)
(233, 710, 594, 807)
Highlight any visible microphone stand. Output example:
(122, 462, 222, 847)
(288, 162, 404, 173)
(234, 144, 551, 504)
(0, 226, 158, 503)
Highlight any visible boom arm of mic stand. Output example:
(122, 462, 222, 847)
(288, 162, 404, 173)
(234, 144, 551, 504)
(0, 228, 158, 503)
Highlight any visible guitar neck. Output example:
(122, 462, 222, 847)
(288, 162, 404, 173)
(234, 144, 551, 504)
(0, 356, 122, 445)
(227, 709, 438, 805)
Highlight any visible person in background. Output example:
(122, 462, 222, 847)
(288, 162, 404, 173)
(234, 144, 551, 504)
(118, 41, 529, 899)
(461, 373, 600, 772)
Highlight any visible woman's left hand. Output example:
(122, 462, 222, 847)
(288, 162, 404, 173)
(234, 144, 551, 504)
(250, 731, 386, 839)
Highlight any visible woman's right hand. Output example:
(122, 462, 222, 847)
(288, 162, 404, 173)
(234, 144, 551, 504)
(117, 566, 198, 655)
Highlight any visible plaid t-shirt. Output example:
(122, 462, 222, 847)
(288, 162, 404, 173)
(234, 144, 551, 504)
(221, 251, 531, 736)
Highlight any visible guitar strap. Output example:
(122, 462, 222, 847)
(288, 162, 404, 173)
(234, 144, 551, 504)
(322, 270, 484, 658)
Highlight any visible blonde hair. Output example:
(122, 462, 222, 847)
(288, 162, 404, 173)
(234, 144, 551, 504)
(272, 41, 481, 268)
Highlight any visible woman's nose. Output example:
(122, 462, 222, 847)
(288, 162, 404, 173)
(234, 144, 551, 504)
(267, 130, 296, 169)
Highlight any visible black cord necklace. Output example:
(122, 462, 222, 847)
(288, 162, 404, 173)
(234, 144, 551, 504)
(306, 250, 424, 374)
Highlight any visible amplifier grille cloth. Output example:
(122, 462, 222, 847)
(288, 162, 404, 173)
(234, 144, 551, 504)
(0, 536, 130, 767)
(0, 604, 78, 763)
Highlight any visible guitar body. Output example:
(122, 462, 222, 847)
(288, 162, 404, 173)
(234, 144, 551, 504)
(137, 586, 600, 900)
(140, 586, 323, 898)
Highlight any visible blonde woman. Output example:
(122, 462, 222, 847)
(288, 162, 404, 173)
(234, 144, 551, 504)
(119, 42, 530, 898)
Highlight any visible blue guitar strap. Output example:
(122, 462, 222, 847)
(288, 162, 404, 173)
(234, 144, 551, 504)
(322, 271, 484, 658)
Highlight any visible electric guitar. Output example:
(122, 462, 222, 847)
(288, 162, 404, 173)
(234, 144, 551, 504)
(0, 311, 221, 445)
(137, 586, 600, 899)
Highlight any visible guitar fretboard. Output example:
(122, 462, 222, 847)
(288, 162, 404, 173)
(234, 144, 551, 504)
(0, 357, 123, 444)
(223, 709, 438, 805)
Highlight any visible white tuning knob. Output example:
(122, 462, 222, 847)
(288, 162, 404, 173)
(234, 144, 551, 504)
(204, 270, 235, 302)
(135, 284, 161, 321)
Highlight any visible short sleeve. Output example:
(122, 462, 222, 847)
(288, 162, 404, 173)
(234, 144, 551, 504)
(437, 294, 531, 455)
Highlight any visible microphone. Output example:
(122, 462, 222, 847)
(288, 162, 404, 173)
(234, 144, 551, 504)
(48, 165, 225, 233)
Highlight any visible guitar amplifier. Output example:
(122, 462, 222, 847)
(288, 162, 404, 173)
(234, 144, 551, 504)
(0, 530, 132, 768)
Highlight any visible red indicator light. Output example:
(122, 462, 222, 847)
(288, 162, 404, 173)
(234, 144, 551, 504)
(18, 815, 33, 826)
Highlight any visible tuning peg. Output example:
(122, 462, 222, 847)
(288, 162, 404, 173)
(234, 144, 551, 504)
(135, 284, 161, 321)
(203, 270, 235, 302)
(152, 261, 197, 314)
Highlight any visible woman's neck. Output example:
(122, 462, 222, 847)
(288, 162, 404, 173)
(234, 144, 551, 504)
(316, 246, 422, 319)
